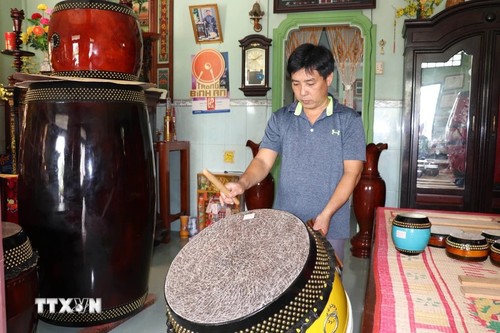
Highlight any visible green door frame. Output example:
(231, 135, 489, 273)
(272, 11, 376, 142)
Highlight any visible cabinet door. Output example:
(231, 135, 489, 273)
(400, 0, 500, 213)
(482, 33, 500, 213)
(408, 38, 479, 211)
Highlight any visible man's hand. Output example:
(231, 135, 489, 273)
(219, 181, 245, 205)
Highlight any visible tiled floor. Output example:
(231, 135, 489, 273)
(36, 214, 371, 333)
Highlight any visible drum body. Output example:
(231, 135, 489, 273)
(2, 222, 39, 333)
(49, 0, 143, 81)
(164, 209, 349, 333)
(446, 231, 489, 262)
(17, 80, 156, 326)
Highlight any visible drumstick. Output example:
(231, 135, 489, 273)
(202, 168, 240, 205)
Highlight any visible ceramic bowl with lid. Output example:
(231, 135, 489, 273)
(445, 231, 489, 261)
(392, 213, 431, 255)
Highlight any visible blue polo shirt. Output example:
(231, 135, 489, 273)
(260, 96, 366, 239)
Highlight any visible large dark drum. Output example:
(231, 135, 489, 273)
(17, 80, 156, 327)
(2, 222, 39, 333)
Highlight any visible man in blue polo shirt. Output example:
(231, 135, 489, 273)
(222, 43, 366, 262)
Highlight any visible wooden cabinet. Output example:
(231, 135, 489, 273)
(400, 0, 500, 213)
(197, 172, 244, 227)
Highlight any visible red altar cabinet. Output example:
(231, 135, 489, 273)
(363, 207, 500, 332)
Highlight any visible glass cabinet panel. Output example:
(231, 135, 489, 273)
(417, 52, 472, 191)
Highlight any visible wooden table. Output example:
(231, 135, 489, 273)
(362, 207, 500, 332)
(156, 140, 190, 243)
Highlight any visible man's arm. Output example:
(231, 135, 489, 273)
(312, 159, 364, 236)
(221, 148, 277, 204)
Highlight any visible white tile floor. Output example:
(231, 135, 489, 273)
(35, 216, 371, 333)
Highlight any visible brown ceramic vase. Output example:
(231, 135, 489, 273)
(244, 140, 275, 210)
(350, 143, 388, 258)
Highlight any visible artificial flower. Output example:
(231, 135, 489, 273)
(0, 84, 13, 101)
(23, 3, 52, 52)
(395, 0, 442, 19)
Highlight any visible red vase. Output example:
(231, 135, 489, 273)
(350, 143, 388, 258)
(244, 140, 275, 210)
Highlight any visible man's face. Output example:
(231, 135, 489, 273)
(291, 68, 332, 111)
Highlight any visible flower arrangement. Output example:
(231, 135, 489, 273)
(21, 4, 52, 52)
(395, 0, 443, 19)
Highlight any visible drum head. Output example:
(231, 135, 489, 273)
(165, 209, 342, 332)
(165, 209, 309, 324)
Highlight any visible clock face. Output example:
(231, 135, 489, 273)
(245, 48, 265, 71)
(245, 48, 265, 85)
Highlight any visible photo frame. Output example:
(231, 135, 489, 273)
(273, 0, 376, 13)
(444, 74, 464, 90)
(189, 4, 223, 44)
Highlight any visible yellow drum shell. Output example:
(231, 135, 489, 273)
(306, 270, 349, 333)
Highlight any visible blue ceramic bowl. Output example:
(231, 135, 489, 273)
(392, 213, 431, 255)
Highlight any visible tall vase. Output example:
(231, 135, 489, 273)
(244, 140, 275, 210)
(350, 143, 388, 258)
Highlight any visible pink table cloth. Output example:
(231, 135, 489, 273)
(371, 207, 500, 333)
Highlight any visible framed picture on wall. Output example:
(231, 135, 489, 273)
(189, 4, 223, 44)
(273, 0, 376, 13)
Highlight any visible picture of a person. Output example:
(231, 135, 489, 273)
(203, 9, 218, 38)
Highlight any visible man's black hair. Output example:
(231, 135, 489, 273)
(287, 43, 335, 80)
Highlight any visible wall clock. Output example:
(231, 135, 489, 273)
(239, 34, 272, 97)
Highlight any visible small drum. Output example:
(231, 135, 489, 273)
(490, 241, 500, 267)
(49, 0, 143, 81)
(445, 231, 489, 261)
(429, 226, 458, 248)
(481, 229, 500, 245)
(2, 222, 39, 333)
(164, 209, 351, 333)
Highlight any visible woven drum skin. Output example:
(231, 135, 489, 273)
(17, 80, 156, 327)
(49, 0, 143, 81)
(164, 209, 346, 333)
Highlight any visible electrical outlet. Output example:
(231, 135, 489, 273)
(376, 61, 384, 75)
(224, 151, 235, 163)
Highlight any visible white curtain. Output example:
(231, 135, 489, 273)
(285, 27, 323, 60)
(324, 26, 364, 108)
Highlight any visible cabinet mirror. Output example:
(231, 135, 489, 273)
(417, 51, 472, 191)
